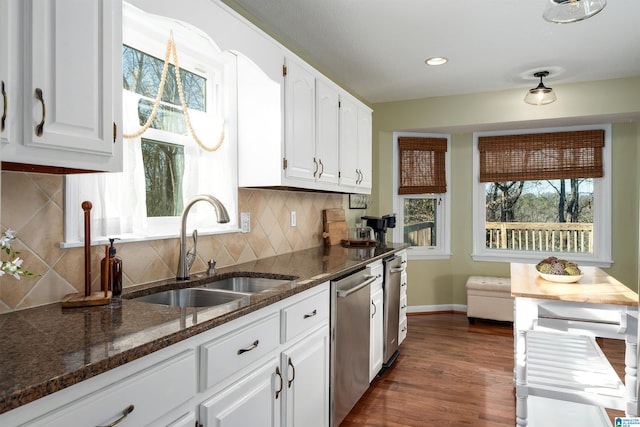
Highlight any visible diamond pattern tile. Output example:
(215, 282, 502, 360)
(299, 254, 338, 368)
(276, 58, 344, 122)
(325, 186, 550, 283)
(0, 173, 344, 311)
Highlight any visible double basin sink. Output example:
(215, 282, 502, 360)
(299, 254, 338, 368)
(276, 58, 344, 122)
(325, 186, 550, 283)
(130, 276, 295, 308)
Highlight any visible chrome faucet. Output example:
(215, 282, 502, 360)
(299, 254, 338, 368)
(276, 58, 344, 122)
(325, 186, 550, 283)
(177, 195, 230, 280)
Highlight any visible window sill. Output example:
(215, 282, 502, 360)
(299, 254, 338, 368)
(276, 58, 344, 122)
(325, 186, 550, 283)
(405, 248, 452, 261)
(60, 226, 242, 249)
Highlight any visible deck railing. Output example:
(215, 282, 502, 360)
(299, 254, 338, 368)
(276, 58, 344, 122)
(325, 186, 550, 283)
(485, 222, 593, 253)
(404, 221, 435, 247)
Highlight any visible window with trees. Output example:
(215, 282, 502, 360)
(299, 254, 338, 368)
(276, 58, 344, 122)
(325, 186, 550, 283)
(392, 133, 451, 260)
(64, 4, 238, 246)
(472, 125, 612, 266)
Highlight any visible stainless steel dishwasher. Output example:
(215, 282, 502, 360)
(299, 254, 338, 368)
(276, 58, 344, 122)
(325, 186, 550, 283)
(330, 267, 376, 427)
(382, 254, 404, 367)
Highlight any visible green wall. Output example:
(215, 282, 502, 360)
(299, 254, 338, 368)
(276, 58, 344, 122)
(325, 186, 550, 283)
(371, 77, 640, 308)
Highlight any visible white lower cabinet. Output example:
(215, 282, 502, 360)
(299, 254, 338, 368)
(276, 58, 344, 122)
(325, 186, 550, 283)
(8, 349, 197, 427)
(398, 250, 408, 346)
(200, 356, 282, 427)
(198, 282, 330, 427)
(282, 326, 330, 427)
(368, 260, 384, 382)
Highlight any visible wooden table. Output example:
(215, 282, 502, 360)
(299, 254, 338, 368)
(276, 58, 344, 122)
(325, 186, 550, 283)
(511, 263, 638, 427)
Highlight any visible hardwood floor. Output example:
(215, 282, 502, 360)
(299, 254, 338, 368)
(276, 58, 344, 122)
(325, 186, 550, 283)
(340, 313, 626, 427)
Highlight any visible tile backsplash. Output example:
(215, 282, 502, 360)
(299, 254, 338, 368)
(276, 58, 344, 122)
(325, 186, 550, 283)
(0, 171, 343, 312)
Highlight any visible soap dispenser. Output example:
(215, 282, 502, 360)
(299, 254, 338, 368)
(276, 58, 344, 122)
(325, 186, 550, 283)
(101, 238, 123, 296)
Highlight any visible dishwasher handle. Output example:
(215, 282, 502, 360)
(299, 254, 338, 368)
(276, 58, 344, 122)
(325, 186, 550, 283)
(336, 275, 376, 298)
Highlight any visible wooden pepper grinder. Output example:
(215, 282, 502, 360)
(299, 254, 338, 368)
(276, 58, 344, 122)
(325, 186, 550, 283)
(62, 201, 112, 308)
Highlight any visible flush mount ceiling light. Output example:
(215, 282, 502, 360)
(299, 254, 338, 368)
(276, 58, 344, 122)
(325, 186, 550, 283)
(543, 0, 607, 23)
(425, 57, 448, 66)
(524, 71, 557, 106)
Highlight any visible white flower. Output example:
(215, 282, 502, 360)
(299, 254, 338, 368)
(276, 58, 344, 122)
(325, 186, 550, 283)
(0, 231, 34, 279)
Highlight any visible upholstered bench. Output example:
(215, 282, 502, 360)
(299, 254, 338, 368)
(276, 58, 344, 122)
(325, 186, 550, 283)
(466, 276, 513, 323)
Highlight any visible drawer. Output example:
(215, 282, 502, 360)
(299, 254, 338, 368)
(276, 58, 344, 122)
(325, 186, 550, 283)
(200, 312, 279, 391)
(281, 287, 329, 343)
(399, 316, 408, 344)
(400, 293, 408, 318)
(28, 350, 196, 427)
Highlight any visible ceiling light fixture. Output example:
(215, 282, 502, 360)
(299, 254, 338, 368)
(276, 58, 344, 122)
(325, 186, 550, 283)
(524, 71, 557, 106)
(425, 57, 448, 66)
(543, 0, 607, 23)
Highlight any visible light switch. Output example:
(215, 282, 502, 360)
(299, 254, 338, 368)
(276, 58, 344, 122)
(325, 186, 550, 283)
(290, 211, 297, 227)
(241, 212, 251, 233)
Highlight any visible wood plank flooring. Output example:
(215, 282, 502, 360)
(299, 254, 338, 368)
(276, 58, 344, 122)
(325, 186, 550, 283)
(340, 313, 626, 426)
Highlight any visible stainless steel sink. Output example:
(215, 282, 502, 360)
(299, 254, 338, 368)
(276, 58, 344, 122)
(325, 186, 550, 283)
(203, 276, 293, 293)
(132, 288, 247, 308)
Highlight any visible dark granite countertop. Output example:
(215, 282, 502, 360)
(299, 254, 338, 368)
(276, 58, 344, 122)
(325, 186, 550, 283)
(0, 243, 407, 415)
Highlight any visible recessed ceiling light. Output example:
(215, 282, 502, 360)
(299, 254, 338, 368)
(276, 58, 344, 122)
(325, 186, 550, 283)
(425, 57, 448, 66)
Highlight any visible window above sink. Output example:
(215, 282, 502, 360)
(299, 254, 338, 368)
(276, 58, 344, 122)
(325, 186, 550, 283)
(63, 2, 239, 247)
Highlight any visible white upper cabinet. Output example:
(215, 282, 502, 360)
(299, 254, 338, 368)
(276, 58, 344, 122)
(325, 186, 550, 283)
(0, 1, 20, 147)
(314, 79, 340, 186)
(339, 93, 372, 194)
(356, 105, 373, 192)
(1, 0, 122, 172)
(284, 57, 317, 183)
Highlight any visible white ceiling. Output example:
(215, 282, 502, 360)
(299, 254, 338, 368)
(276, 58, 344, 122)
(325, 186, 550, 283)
(222, 0, 640, 104)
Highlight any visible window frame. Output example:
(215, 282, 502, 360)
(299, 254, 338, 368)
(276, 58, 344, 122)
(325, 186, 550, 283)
(471, 124, 612, 267)
(392, 132, 451, 260)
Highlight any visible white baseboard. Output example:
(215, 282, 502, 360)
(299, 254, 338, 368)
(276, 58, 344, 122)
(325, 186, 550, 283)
(408, 304, 467, 314)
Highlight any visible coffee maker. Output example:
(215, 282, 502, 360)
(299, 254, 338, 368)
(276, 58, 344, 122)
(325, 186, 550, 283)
(361, 214, 396, 245)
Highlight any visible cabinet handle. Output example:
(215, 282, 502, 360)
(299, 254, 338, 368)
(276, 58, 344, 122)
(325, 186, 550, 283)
(313, 158, 318, 178)
(34, 88, 46, 136)
(98, 404, 134, 427)
(287, 357, 296, 388)
(303, 309, 317, 319)
(33, 87, 47, 136)
(237, 339, 259, 355)
(1, 80, 6, 131)
(275, 366, 283, 399)
(371, 300, 377, 318)
(318, 159, 324, 178)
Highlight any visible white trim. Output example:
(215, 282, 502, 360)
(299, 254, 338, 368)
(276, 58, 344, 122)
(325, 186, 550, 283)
(392, 131, 451, 260)
(407, 304, 467, 314)
(471, 124, 612, 267)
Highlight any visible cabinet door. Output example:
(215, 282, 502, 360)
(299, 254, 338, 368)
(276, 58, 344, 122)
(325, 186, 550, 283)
(370, 284, 384, 382)
(356, 106, 373, 192)
(20, 0, 121, 168)
(315, 79, 340, 186)
(200, 357, 281, 427)
(338, 95, 359, 187)
(0, 0, 20, 145)
(284, 57, 316, 182)
(282, 326, 329, 427)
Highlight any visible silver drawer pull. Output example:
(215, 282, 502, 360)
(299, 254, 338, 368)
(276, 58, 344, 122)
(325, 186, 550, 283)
(304, 309, 317, 319)
(98, 404, 134, 427)
(237, 339, 259, 355)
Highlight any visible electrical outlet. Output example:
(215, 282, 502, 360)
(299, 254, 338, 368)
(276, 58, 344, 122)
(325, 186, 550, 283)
(241, 212, 251, 233)
(290, 211, 297, 227)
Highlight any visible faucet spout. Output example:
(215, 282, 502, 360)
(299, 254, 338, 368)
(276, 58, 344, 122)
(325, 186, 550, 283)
(177, 194, 230, 280)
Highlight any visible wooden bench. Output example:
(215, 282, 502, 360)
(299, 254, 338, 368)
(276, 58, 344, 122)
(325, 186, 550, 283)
(465, 276, 513, 323)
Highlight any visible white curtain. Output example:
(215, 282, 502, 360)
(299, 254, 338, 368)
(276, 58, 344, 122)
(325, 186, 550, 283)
(65, 90, 237, 244)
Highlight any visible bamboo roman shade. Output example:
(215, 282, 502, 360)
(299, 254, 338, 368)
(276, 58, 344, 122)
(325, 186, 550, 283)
(398, 136, 447, 194)
(478, 129, 604, 182)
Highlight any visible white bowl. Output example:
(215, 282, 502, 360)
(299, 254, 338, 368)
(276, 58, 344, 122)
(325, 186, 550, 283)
(538, 272, 583, 283)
